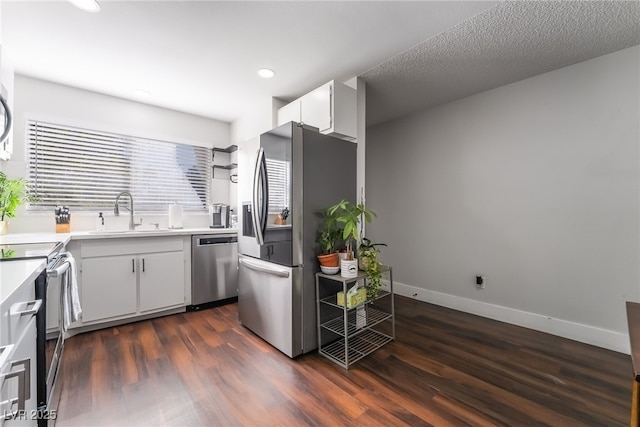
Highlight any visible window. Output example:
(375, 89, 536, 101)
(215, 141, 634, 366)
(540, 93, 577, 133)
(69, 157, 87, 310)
(27, 120, 211, 212)
(265, 158, 290, 214)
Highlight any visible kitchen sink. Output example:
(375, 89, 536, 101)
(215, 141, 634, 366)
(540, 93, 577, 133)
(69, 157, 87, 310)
(87, 228, 170, 234)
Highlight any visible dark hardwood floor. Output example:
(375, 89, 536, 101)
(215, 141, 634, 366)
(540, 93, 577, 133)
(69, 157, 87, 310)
(56, 296, 631, 426)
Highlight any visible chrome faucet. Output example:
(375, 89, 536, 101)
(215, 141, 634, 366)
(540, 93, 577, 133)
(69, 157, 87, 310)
(114, 191, 139, 231)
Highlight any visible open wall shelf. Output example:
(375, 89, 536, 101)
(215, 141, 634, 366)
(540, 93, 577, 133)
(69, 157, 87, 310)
(213, 145, 238, 153)
(212, 146, 238, 173)
(213, 163, 238, 170)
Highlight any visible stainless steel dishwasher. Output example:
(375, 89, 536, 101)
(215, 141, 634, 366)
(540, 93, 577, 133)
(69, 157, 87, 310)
(189, 234, 238, 310)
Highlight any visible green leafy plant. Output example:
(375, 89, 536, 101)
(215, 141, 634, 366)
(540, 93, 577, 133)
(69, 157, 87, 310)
(316, 208, 342, 255)
(0, 172, 31, 222)
(0, 248, 15, 259)
(327, 199, 375, 260)
(359, 237, 387, 300)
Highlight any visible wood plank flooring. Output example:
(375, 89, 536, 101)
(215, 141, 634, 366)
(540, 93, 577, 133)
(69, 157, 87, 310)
(55, 296, 631, 426)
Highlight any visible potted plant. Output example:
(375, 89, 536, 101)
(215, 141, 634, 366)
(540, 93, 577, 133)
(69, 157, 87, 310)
(0, 171, 31, 235)
(358, 238, 387, 270)
(327, 199, 375, 278)
(316, 208, 341, 269)
(358, 237, 387, 299)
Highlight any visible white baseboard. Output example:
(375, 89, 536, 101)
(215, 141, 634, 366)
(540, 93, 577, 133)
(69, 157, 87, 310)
(383, 281, 630, 354)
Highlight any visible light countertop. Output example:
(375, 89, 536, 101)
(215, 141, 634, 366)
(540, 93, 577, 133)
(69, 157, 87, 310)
(0, 258, 46, 305)
(0, 227, 236, 245)
(0, 233, 71, 246)
(70, 227, 237, 240)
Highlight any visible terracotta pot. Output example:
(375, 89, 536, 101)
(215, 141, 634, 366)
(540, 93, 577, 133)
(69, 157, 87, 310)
(317, 252, 339, 267)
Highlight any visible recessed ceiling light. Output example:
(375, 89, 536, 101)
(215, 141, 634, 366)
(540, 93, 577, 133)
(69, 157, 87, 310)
(257, 68, 275, 79)
(68, 0, 101, 12)
(133, 89, 150, 98)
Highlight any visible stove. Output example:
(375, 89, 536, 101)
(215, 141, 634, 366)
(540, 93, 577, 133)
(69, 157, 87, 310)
(0, 241, 64, 262)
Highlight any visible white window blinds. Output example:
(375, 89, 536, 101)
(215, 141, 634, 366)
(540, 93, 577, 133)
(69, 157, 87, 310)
(27, 120, 212, 212)
(265, 158, 290, 214)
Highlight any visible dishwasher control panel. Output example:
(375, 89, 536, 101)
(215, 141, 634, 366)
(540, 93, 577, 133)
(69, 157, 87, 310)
(197, 235, 237, 246)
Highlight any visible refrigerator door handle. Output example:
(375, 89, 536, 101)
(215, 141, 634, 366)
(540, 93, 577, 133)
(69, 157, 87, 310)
(252, 147, 268, 245)
(252, 147, 265, 245)
(259, 151, 268, 236)
(239, 257, 290, 278)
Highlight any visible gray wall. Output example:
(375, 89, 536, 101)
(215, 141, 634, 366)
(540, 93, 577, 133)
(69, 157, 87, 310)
(366, 46, 639, 353)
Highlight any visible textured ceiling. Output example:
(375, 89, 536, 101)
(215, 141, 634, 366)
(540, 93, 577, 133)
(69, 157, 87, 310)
(362, 1, 640, 126)
(1, 1, 495, 123)
(2, 1, 638, 127)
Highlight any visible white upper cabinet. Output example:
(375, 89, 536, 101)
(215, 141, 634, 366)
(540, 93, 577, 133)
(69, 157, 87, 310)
(277, 99, 301, 128)
(300, 82, 332, 132)
(277, 80, 357, 141)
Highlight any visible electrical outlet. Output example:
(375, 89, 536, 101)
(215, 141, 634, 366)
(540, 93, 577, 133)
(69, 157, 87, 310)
(475, 275, 485, 289)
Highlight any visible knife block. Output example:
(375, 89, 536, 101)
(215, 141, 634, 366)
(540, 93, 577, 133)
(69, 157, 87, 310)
(56, 223, 71, 233)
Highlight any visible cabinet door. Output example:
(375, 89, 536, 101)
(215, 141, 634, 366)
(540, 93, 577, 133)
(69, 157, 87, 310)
(81, 256, 137, 323)
(277, 99, 301, 126)
(139, 251, 185, 313)
(300, 82, 331, 132)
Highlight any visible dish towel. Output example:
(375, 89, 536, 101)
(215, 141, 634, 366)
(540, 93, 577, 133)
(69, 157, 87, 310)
(63, 253, 82, 330)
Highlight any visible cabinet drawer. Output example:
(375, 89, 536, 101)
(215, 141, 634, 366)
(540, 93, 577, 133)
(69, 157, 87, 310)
(0, 317, 38, 424)
(0, 278, 36, 347)
(6, 300, 40, 347)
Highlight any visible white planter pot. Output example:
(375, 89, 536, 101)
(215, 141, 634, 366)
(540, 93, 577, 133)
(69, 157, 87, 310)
(340, 259, 358, 278)
(0, 221, 7, 235)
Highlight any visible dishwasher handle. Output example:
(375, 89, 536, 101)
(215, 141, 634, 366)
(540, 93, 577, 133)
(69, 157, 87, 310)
(196, 236, 237, 246)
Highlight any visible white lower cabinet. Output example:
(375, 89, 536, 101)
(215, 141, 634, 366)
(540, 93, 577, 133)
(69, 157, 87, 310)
(139, 251, 185, 313)
(0, 268, 39, 427)
(79, 238, 185, 325)
(81, 255, 138, 323)
(1, 318, 38, 427)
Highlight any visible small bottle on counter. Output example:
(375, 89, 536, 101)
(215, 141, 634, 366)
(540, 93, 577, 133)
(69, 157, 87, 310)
(97, 212, 105, 231)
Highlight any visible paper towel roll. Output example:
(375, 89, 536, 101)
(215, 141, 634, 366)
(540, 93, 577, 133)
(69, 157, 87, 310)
(168, 204, 183, 229)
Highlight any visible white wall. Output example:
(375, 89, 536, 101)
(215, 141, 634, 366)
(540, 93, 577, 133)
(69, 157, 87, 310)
(3, 75, 231, 232)
(229, 95, 285, 215)
(366, 46, 640, 353)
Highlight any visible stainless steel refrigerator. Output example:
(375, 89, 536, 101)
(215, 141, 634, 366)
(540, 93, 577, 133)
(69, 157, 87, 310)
(238, 122, 356, 358)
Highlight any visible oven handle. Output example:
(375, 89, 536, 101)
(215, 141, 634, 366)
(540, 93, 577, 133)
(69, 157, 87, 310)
(13, 299, 42, 317)
(47, 260, 70, 278)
